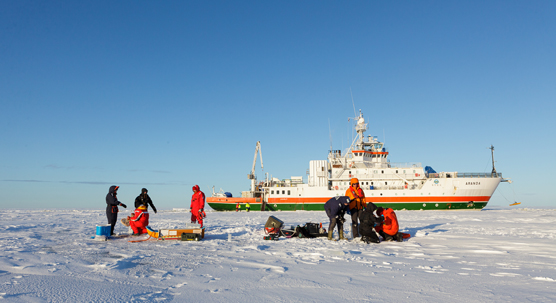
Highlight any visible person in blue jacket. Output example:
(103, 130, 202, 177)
(324, 196, 350, 241)
(106, 185, 127, 236)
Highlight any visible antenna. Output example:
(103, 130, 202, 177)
(490, 145, 497, 175)
(350, 87, 356, 117)
(328, 118, 333, 151)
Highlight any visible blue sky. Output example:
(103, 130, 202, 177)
(1, 1, 554, 209)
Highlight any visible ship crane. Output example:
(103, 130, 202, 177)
(248, 141, 263, 192)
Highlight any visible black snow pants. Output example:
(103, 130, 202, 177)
(351, 209, 362, 238)
(106, 206, 118, 235)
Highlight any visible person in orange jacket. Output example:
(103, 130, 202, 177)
(190, 185, 205, 227)
(236, 202, 240, 212)
(345, 178, 366, 238)
(376, 207, 403, 242)
(128, 204, 149, 236)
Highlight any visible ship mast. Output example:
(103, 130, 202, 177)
(490, 145, 497, 176)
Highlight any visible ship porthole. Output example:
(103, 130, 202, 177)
(435, 203, 438, 207)
(423, 203, 427, 207)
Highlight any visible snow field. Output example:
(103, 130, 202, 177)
(1, 208, 555, 302)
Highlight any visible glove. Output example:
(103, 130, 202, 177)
(153, 208, 157, 214)
(337, 216, 345, 224)
(127, 216, 130, 220)
(198, 208, 203, 214)
(120, 203, 127, 208)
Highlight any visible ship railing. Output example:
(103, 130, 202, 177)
(388, 162, 423, 168)
(367, 185, 410, 191)
(426, 172, 503, 178)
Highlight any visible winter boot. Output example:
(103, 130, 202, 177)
(396, 233, 404, 242)
(339, 229, 345, 240)
(328, 229, 333, 241)
(352, 223, 359, 238)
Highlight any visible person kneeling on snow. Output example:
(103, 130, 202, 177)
(359, 202, 383, 244)
(128, 205, 149, 236)
(376, 207, 403, 242)
(324, 196, 350, 240)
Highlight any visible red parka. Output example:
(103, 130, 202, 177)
(191, 188, 205, 211)
(129, 205, 149, 234)
(380, 208, 399, 236)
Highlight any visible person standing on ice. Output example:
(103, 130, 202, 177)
(345, 178, 366, 239)
(324, 196, 350, 240)
(376, 207, 403, 242)
(134, 188, 157, 214)
(236, 202, 240, 212)
(127, 204, 149, 236)
(245, 202, 251, 212)
(359, 202, 383, 244)
(190, 185, 205, 227)
(106, 185, 127, 236)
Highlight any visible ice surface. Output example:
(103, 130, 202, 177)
(1, 208, 555, 302)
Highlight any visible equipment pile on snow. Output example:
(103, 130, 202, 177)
(263, 216, 327, 240)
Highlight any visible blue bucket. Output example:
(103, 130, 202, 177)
(96, 225, 111, 237)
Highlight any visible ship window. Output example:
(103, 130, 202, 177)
(385, 182, 388, 185)
(381, 170, 384, 174)
(396, 170, 398, 173)
(371, 182, 374, 185)
(282, 190, 285, 194)
(271, 190, 274, 194)
(288, 190, 291, 195)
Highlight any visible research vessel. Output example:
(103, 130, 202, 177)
(207, 110, 507, 211)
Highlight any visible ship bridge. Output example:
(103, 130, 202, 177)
(328, 110, 390, 170)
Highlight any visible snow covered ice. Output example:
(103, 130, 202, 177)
(1, 208, 555, 302)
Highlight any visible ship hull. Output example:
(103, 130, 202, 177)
(208, 196, 492, 211)
(207, 177, 501, 211)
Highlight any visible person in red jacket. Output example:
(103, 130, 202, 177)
(128, 205, 149, 236)
(376, 207, 403, 242)
(190, 185, 205, 227)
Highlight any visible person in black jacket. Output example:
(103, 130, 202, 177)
(134, 188, 157, 213)
(324, 196, 350, 241)
(359, 202, 383, 244)
(106, 185, 127, 236)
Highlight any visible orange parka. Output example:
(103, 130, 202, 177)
(345, 178, 366, 210)
(381, 208, 399, 236)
